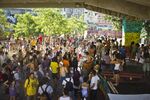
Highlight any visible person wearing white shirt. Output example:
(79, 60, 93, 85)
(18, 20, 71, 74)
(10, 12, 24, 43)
(38, 84, 53, 95)
(38, 78, 53, 100)
(13, 71, 20, 81)
(62, 77, 74, 99)
(90, 70, 100, 100)
(0, 52, 4, 68)
(62, 77, 74, 88)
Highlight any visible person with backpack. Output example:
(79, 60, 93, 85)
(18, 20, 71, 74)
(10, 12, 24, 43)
(38, 77, 53, 100)
(62, 77, 74, 99)
(24, 73, 39, 100)
(73, 70, 81, 100)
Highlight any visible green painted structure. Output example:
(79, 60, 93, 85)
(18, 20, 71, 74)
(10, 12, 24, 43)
(122, 17, 143, 46)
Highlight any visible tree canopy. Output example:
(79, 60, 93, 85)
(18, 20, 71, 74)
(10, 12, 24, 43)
(104, 15, 122, 31)
(13, 8, 87, 37)
(14, 13, 38, 37)
(0, 9, 11, 36)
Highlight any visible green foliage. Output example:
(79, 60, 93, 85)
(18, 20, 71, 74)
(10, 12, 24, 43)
(0, 9, 11, 36)
(141, 20, 150, 38)
(143, 20, 150, 36)
(104, 15, 121, 31)
(13, 8, 87, 37)
(67, 16, 87, 34)
(14, 13, 38, 37)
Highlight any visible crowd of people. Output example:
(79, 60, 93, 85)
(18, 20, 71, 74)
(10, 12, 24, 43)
(0, 34, 149, 100)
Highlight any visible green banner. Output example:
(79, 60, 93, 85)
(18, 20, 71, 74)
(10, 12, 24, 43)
(122, 17, 143, 46)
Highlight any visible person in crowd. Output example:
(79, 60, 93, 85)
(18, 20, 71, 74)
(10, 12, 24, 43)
(90, 70, 100, 100)
(59, 89, 72, 100)
(96, 39, 103, 60)
(38, 77, 53, 100)
(101, 52, 111, 71)
(30, 37, 37, 48)
(50, 57, 59, 80)
(119, 46, 126, 62)
(59, 61, 68, 83)
(9, 80, 17, 100)
(71, 53, 78, 73)
(111, 53, 124, 86)
(62, 76, 74, 99)
(73, 70, 81, 100)
(135, 43, 140, 63)
(62, 55, 70, 72)
(129, 41, 136, 61)
(81, 77, 89, 100)
(24, 73, 39, 100)
(18, 49, 24, 67)
(1, 33, 149, 100)
(94, 60, 100, 74)
(42, 54, 50, 71)
(0, 51, 4, 68)
(143, 47, 150, 77)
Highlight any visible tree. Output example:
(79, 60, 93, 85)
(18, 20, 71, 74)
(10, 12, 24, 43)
(13, 13, 38, 37)
(34, 8, 87, 35)
(35, 8, 65, 35)
(141, 20, 150, 44)
(143, 20, 150, 37)
(104, 15, 122, 31)
(67, 16, 87, 34)
(13, 8, 87, 37)
(0, 9, 11, 37)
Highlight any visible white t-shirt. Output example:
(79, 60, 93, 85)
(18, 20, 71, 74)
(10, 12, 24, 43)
(90, 75, 100, 90)
(14, 72, 20, 81)
(62, 78, 73, 88)
(0, 55, 4, 66)
(59, 96, 71, 100)
(114, 64, 120, 71)
(38, 84, 53, 95)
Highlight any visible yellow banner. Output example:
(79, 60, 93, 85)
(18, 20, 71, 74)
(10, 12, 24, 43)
(125, 33, 140, 46)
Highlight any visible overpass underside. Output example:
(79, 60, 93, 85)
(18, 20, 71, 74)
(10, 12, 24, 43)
(0, 0, 150, 19)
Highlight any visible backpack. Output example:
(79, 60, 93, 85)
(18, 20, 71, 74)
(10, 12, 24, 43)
(65, 78, 73, 91)
(41, 85, 50, 100)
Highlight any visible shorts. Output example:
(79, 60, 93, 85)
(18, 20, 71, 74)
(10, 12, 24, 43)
(114, 70, 120, 74)
(143, 63, 150, 72)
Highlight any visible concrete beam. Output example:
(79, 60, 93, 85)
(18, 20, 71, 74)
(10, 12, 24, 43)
(0, 3, 84, 8)
(86, 0, 150, 19)
(0, 0, 149, 19)
(126, 0, 150, 7)
(0, 0, 85, 3)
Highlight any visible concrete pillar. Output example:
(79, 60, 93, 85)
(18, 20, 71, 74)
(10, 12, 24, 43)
(122, 17, 143, 46)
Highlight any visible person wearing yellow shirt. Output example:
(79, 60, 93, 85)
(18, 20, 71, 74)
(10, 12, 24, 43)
(50, 57, 59, 80)
(31, 38, 37, 47)
(24, 73, 39, 100)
